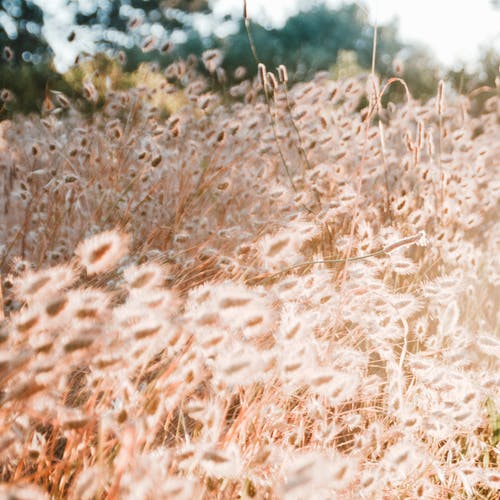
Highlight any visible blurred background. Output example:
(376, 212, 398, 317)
(0, 0, 499, 115)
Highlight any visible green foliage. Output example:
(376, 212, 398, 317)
(73, 0, 209, 52)
(1, 0, 498, 116)
(447, 48, 500, 94)
(73, 0, 209, 30)
(61, 52, 187, 116)
(330, 50, 365, 80)
(446, 47, 500, 115)
(0, 0, 50, 64)
(219, 4, 402, 83)
(397, 44, 441, 101)
(0, 62, 72, 116)
(63, 52, 131, 94)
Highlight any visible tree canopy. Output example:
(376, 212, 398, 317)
(0, 0, 498, 115)
(0, 0, 49, 64)
(217, 4, 403, 82)
(0, 0, 210, 65)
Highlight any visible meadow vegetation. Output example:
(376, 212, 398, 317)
(0, 44, 499, 498)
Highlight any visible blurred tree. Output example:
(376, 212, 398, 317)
(1, 1, 210, 66)
(218, 4, 403, 82)
(73, 0, 210, 48)
(0, 0, 51, 64)
(0, 0, 210, 114)
(447, 46, 500, 115)
(74, 0, 210, 28)
(330, 50, 364, 80)
(389, 44, 440, 101)
(2, 0, 493, 115)
(0, 1, 70, 116)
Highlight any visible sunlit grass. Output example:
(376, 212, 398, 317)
(0, 51, 499, 498)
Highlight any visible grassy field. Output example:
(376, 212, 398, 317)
(0, 55, 499, 498)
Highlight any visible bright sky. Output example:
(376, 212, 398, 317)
(217, 0, 500, 67)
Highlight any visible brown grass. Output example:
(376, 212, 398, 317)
(0, 53, 499, 498)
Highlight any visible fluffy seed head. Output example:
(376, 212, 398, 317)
(75, 230, 130, 275)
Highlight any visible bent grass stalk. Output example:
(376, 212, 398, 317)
(244, 1, 316, 213)
(278, 66, 312, 180)
(249, 231, 426, 283)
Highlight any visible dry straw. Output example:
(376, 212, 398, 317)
(0, 275, 5, 322)
(0, 10, 498, 497)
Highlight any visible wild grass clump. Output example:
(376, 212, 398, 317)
(0, 53, 499, 498)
